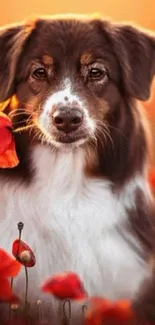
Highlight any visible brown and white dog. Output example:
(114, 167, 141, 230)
(0, 14, 155, 323)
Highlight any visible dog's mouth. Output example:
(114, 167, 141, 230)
(48, 132, 89, 149)
(53, 132, 88, 144)
(33, 120, 89, 147)
(34, 111, 95, 148)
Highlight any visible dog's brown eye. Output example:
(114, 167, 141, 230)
(32, 68, 47, 80)
(89, 68, 105, 80)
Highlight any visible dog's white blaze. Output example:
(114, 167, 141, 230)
(0, 145, 151, 304)
(44, 79, 84, 114)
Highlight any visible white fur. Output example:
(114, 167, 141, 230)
(43, 79, 84, 114)
(0, 144, 152, 304)
(39, 78, 95, 147)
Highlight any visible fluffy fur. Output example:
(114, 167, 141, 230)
(0, 14, 155, 323)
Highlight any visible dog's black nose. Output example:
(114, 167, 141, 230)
(52, 107, 83, 133)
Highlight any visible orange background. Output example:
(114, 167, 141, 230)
(1, 0, 155, 161)
(0, 0, 155, 30)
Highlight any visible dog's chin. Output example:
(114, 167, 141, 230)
(50, 134, 88, 150)
(38, 130, 88, 150)
(35, 122, 91, 150)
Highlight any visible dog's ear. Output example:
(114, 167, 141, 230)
(0, 22, 35, 102)
(108, 23, 155, 101)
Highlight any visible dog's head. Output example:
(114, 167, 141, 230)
(0, 15, 155, 182)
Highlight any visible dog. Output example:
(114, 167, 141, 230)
(0, 14, 155, 323)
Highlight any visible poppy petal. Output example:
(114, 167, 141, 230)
(0, 146, 19, 168)
(0, 248, 21, 278)
(85, 297, 113, 325)
(0, 127, 13, 154)
(85, 299, 137, 325)
(149, 168, 155, 188)
(42, 272, 88, 300)
(0, 112, 19, 168)
(0, 112, 12, 128)
(0, 277, 19, 303)
(12, 239, 36, 267)
(102, 300, 136, 325)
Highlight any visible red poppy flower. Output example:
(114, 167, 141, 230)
(0, 112, 19, 168)
(102, 300, 136, 325)
(85, 297, 113, 325)
(149, 168, 155, 188)
(12, 239, 36, 267)
(0, 248, 21, 302)
(42, 272, 88, 300)
(85, 299, 137, 325)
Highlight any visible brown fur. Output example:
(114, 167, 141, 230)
(1, 15, 155, 322)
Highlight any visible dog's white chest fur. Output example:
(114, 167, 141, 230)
(0, 145, 150, 300)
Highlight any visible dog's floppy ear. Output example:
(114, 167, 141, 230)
(109, 23, 155, 100)
(0, 22, 35, 102)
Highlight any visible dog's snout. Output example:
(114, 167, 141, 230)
(52, 106, 83, 133)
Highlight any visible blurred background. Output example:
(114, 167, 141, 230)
(1, 0, 155, 166)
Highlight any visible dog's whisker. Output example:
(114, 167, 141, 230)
(12, 120, 28, 126)
(10, 112, 33, 118)
(9, 109, 33, 117)
(31, 130, 42, 143)
(11, 115, 35, 127)
(94, 120, 115, 149)
(95, 125, 112, 147)
(95, 119, 127, 139)
(13, 124, 35, 134)
(102, 128, 114, 148)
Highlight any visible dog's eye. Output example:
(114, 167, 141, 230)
(32, 68, 47, 80)
(89, 68, 106, 80)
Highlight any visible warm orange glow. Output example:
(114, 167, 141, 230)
(0, 1, 155, 29)
(0, 99, 11, 112)
(10, 95, 19, 111)
(0, 95, 19, 112)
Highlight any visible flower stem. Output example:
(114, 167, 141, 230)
(23, 265, 31, 324)
(62, 300, 71, 325)
(8, 277, 14, 322)
(37, 300, 43, 325)
(81, 304, 88, 325)
(17, 222, 24, 258)
(24, 265, 29, 306)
